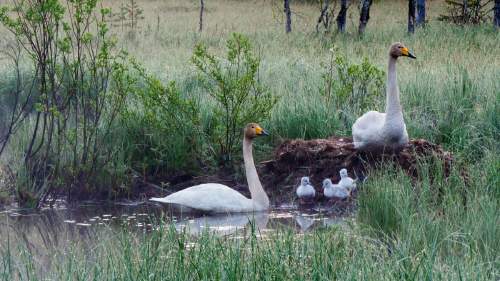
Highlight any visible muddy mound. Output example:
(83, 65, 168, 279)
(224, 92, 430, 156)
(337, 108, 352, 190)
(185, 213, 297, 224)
(259, 137, 459, 200)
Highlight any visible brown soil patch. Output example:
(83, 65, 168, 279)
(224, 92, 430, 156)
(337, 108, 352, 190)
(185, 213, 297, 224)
(259, 136, 462, 203)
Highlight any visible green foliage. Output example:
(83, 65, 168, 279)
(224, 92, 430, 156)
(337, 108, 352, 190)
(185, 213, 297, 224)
(107, 0, 145, 31)
(357, 169, 414, 238)
(320, 46, 385, 115)
(191, 33, 278, 166)
(0, 0, 136, 205)
(356, 156, 499, 274)
(122, 61, 202, 180)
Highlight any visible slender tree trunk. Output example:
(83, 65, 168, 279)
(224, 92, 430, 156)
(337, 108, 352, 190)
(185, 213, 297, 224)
(408, 0, 416, 33)
(316, 0, 330, 32)
(494, 0, 500, 27)
(337, 0, 348, 32)
(358, 0, 372, 35)
(463, 0, 468, 23)
(416, 0, 425, 27)
(284, 0, 292, 33)
(199, 0, 204, 32)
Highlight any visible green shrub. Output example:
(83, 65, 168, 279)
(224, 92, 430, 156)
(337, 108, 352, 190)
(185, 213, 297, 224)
(0, 0, 136, 206)
(191, 33, 278, 167)
(320, 47, 385, 127)
(121, 61, 202, 180)
(321, 47, 385, 109)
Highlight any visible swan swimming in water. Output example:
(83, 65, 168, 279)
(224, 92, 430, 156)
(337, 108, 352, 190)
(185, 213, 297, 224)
(296, 177, 316, 201)
(150, 123, 270, 213)
(352, 42, 416, 152)
(322, 178, 350, 200)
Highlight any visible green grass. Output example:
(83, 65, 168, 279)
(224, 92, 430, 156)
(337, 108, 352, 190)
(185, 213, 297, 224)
(0, 0, 499, 279)
(1, 159, 498, 280)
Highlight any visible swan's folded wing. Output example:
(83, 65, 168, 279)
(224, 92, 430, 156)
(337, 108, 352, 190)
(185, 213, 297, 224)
(150, 183, 254, 212)
(352, 111, 386, 146)
(353, 111, 385, 131)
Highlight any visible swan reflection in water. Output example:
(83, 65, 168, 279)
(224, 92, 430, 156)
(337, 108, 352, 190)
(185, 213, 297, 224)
(294, 214, 315, 232)
(174, 212, 269, 236)
(294, 213, 347, 232)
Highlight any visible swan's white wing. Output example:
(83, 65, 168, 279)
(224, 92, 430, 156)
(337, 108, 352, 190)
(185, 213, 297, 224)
(150, 184, 255, 213)
(353, 111, 385, 131)
(296, 185, 315, 198)
(332, 185, 350, 199)
(339, 178, 356, 190)
(323, 186, 334, 198)
(296, 185, 303, 197)
(352, 111, 386, 148)
(308, 185, 316, 197)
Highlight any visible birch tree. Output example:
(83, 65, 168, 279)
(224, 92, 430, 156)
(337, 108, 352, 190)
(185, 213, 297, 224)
(358, 0, 372, 35)
(284, 0, 292, 33)
(337, 0, 348, 32)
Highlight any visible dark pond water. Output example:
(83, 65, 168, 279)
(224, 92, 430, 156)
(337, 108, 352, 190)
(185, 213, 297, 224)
(0, 201, 351, 236)
(0, 201, 352, 275)
(0, 201, 352, 242)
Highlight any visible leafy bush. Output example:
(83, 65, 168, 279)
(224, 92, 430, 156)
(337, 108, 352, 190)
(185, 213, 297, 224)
(320, 47, 385, 125)
(192, 33, 278, 166)
(0, 0, 136, 206)
(122, 61, 201, 181)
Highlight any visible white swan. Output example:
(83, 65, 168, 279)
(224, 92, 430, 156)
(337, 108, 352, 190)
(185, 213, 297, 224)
(296, 177, 316, 200)
(322, 178, 350, 200)
(150, 123, 270, 213)
(352, 42, 416, 152)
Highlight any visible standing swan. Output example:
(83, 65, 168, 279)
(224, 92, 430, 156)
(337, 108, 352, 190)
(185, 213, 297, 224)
(150, 123, 270, 213)
(352, 42, 416, 152)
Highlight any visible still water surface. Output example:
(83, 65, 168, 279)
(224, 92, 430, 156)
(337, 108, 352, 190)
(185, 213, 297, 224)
(0, 201, 352, 275)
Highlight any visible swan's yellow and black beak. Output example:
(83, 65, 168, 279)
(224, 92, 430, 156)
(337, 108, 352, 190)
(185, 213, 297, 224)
(255, 126, 269, 136)
(402, 47, 416, 59)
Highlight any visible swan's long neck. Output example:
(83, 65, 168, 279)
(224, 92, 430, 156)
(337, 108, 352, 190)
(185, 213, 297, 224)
(243, 137, 269, 209)
(384, 56, 404, 126)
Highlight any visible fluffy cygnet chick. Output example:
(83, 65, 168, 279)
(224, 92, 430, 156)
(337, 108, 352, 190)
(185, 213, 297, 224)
(297, 176, 316, 203)
(322, 178, 350, 200)
(337, 168, 357, 193)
